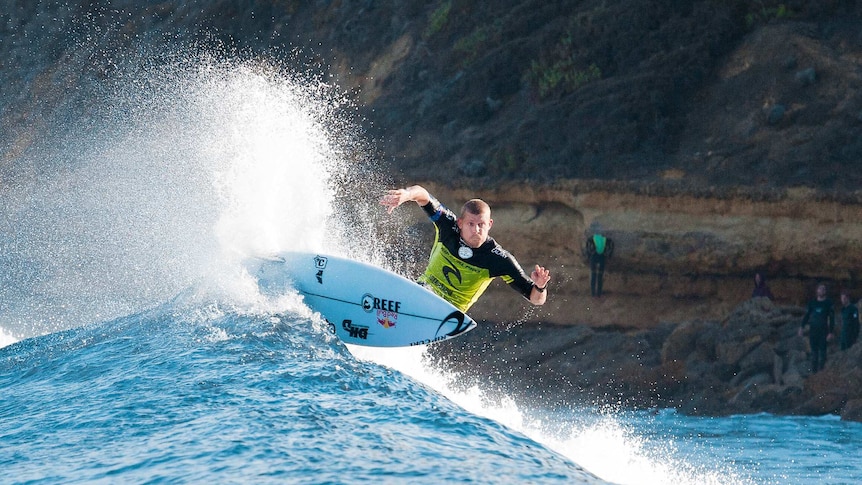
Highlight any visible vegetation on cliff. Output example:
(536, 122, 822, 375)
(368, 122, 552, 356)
(5, 1, 860, 191)
(288, 0, 862, 191)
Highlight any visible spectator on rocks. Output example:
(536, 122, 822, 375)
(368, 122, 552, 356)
(839, 290, 860, 351)
(585, 226, 614, 298)
(798, 282, 835, 373)
(751, 272, 774, 300)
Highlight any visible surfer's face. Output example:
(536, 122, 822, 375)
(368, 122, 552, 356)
(458, 210, 492, 248)
(817, 284, 827, 298)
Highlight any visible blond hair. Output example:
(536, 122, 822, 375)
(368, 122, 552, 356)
(461, 198, 490, 217)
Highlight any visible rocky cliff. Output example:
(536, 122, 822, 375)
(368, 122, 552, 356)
(411, 181, 862, 329)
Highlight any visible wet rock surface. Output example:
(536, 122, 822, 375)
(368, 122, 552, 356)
(429, 298, 862, 421)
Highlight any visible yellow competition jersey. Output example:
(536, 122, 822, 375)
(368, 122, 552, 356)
(417, 196, 535, 312)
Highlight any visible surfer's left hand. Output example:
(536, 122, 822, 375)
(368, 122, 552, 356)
(531, 265, 550, 288)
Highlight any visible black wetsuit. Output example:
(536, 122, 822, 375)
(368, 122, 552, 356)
(417, 195, 535, 312)
(801, 298, 835, 372)
(840, 303, 860, 351)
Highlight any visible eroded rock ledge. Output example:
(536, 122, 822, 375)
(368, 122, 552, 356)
(414, 180, 862, 328)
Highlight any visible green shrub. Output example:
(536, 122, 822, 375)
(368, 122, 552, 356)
(424, 1, 452, 39)
(526, 28, 602, 99)
(454, 27, 488, 64)
(453, 20, 502, 67)
(744, 3, 795, 28)
(489, 146, 526, 176)
(530, 60, 601, 98)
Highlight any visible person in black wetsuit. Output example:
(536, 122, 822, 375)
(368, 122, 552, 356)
(379, 185, 550, 313)
(839, 290, 859, 351)
(798, 283, 835, 373)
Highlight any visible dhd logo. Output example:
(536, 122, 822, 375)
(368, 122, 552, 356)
(342, 319, 368, 340)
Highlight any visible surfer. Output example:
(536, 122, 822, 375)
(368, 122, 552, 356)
(380, 185, 550, 312)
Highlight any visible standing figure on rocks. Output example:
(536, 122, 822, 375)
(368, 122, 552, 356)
(839, 290, 860, 351)
(379, 184, 550, 313)
(751, 272, 774, 300)
(585, 229, 614, 298)
(798, 282, 835, 373)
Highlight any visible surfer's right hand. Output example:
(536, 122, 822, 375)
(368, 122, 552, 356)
(380, 185, 431, 214)
(380, 189, 406, 214)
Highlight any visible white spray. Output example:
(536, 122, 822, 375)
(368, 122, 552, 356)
(0, 55, 376, 342)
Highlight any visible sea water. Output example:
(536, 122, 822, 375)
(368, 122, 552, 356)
(2, 49, 861, 485)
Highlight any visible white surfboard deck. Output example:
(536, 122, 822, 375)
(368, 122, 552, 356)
(247, 251, 476, 347)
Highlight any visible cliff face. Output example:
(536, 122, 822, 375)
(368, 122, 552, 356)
(418, 181, 862, 328)
(312, 2, 862, 189)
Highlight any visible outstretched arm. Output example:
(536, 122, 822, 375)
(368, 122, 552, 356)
(529, 265, 551, 305)
(380, 185, 431, 214)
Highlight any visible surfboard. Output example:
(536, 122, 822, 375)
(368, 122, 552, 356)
(247, 252, 477, 347)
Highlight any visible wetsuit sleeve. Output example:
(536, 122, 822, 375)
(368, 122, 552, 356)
(583, 238, 595, 263)
(606, 238, 615, 258)
(500, 252, 535, 299)
(420, 194, 455, 223)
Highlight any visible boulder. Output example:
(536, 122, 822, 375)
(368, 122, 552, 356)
(429, 298, 862, 418)
(840, 399, 862, 422)
(660, 320, 718, 364)
(794, 390, 848, 416)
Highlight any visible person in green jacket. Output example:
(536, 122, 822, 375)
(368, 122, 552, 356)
(585, 230, 614, 297)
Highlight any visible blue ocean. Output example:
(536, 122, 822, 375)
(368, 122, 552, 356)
(2, 29, 861, 485)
